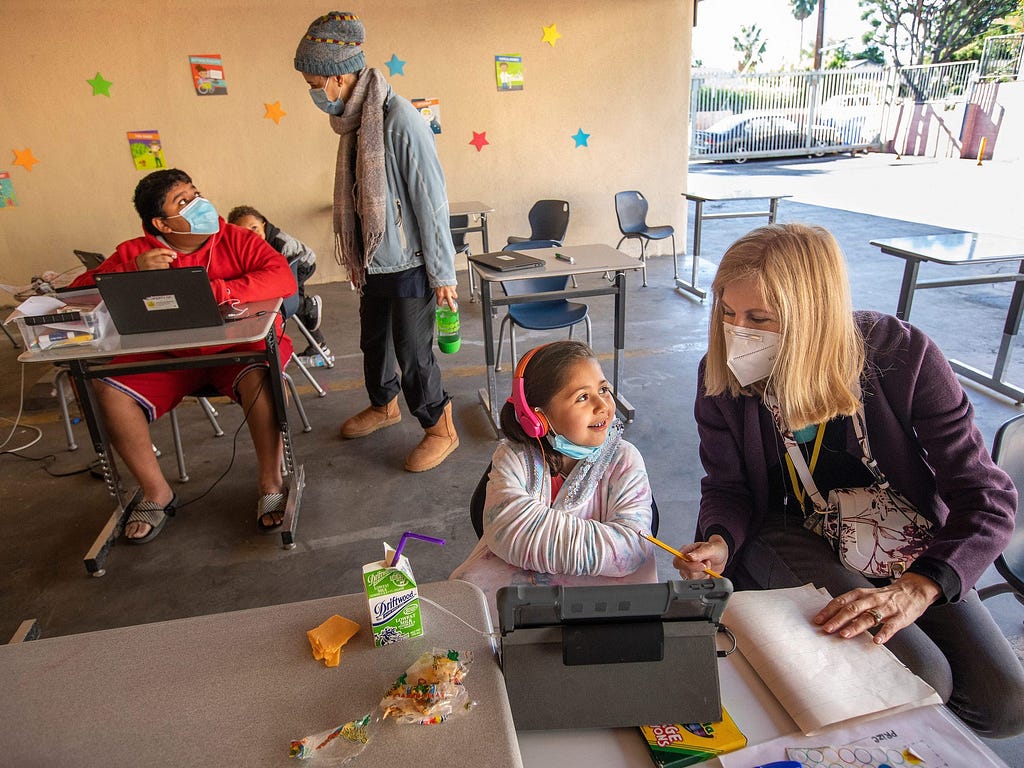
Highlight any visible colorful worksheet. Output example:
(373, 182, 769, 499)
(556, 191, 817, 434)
(411, 98, 441, 134)
(126, 131, 166, 171)
(188, 55, 228, 96)
(0, 171, 17, 208)
(495, 54, 524, 91)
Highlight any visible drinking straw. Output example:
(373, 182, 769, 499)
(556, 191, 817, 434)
(390, 532, 446, 567)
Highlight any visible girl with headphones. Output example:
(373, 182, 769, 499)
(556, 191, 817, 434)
(450, 341, 657, 619)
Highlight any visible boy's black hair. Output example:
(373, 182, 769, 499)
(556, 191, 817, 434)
(227, 205, 267, 225)
(133, 169, 193, 236)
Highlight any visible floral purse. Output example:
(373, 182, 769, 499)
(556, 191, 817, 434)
(770, 396, 934, 579)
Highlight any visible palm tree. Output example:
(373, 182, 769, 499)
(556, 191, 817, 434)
(790, 0, 817, 62)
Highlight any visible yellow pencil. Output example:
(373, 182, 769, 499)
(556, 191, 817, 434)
(636, 531, 722, 579)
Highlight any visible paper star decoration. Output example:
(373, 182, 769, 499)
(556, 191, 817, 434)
(469, 131, 489, 152)
(542, 23, 562, 47)
(12, 147, 40, 172)
(572, 128, 590, 148)
(264, 101, 286, 125)
(87, 72, 113, 97)
(385, 54, 406, 76)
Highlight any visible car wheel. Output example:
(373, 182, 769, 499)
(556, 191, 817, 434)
(810, 140, 826, 158)
(732, 145, 748, 164)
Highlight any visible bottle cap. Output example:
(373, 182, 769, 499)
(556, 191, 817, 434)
(438, 337, 461, 354)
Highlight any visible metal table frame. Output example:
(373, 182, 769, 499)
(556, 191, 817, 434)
(675, 189, 791, 300)
(871, 232, 1024, 403)
(19, 296, 304, 575)
(473, 244, 642, 435)
(449, 201, 495, 302)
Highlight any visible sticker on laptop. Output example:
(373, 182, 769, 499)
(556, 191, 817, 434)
(143, 294, 181, 311)
(496, 255, 514, 261)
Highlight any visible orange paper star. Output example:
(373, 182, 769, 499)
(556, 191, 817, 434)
(469, 131, 489, 152)
(264, 101, 286, 125)
(12, 147, 40, 172)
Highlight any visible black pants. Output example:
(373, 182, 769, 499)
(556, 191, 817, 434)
(359, 292, 449, 428)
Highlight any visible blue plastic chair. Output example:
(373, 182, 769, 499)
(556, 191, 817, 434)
(979, 413, 1024, 621)
(507, 200, 570, 245)
(614, 190, 676, 287)
(494, 241, 592, 371)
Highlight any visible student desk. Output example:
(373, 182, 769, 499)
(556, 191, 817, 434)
(676, 189, 791, 300)
(18, 296, 304, 576)
(449, 200, 495, 302)
(471, 244, 643, 435)
(0, 580, 523, 768)
(870, 232, 1024, 403)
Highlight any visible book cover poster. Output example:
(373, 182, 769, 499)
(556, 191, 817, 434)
(0, 172, 18, 208)
(189, 55, 228, 95)
(127, 131, 166, 171)
(411, 98, 442, 135)
(495, 54, 524, 91)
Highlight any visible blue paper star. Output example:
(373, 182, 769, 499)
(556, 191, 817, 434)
(385, 54, 406, 76)
(572, 128, 590, 148)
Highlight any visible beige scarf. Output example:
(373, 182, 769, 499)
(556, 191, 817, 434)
(329, 68, 390, 289)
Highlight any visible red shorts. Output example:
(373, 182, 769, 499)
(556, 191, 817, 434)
(98, 335, 294, 423)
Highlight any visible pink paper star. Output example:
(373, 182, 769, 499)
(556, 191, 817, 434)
(469, 131, 489, 152)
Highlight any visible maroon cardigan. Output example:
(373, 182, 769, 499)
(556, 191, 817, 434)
(694, 311, 1016, 599)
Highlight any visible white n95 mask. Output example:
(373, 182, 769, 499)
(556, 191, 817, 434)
(723, 322, 781, 386)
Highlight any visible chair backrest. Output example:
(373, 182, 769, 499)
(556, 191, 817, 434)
(992, 414, 1024, 593)
(503, 240, 560, 251)
(614, 191, 649, 235)
(501, 275, 570, 298)
(450, 214, 470, 252)
(470, 461, 660, 539)
(527, 200, 570, 243)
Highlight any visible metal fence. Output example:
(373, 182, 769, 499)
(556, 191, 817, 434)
(979, 33, 1024, 81)
(689, 62, 977, 163)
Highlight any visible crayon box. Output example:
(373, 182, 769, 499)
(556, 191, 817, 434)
(362, 546, 423, 647)
(639, 707, 747, 767)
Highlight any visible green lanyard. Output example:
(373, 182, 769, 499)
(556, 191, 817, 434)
(784, 423, 825, 508)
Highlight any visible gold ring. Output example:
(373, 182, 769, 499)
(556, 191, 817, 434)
(866, 608, 883, 628)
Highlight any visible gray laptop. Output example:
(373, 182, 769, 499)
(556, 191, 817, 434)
(468, 250, 545, 272)
(95, 267, 225, 334)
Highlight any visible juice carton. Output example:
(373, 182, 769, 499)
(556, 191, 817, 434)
(362, 544, 423, 646)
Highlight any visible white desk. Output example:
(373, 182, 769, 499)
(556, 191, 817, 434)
(0, 581, 522, 768)
(18, 295, 304, 576)
(471, 244, 643, 435)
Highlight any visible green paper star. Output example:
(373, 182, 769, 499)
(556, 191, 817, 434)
(87, 72, 113, 97)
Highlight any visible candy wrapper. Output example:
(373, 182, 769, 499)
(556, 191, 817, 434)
(379, 649, 473, 725)
(289, 712, 374, 763)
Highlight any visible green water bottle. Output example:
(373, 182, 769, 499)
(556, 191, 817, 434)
(436, 302, 461, 354)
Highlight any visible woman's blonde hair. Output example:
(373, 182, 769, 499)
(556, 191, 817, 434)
(705, 223, 864, 430)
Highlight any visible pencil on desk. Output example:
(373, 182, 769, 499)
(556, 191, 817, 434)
(636, 531, 723, 579)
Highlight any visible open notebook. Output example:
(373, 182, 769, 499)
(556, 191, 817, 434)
(723, 584, 941, 736)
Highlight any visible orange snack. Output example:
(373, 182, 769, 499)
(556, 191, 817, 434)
(307, 615, 360, 667)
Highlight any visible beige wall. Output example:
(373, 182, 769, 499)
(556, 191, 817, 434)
(0, 1, 692, 288)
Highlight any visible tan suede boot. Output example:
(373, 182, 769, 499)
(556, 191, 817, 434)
(339, 398, 401, 439)
(404, 402, 459, 472)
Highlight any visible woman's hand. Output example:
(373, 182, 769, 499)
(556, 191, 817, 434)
(813, 572, 942, 644)
(673, 535, 728, 579)
(135, 248, 177, 271)
(435, 285, 458, 311)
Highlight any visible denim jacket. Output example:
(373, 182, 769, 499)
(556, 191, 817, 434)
(373, 91, 456, 288)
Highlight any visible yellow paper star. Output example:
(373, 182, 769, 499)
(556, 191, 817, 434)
(12, 147, 40, 172)
(542, 23, 562, 47)
(264, 101, 286, 125)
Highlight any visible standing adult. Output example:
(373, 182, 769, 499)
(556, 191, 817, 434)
(294, 10, 459, 472)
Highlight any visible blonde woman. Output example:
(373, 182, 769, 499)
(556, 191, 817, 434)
(677, 223, 1024, 737)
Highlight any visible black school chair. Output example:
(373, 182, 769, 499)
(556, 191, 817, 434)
(614, 190, 676, 288)
(470, 461, 659, 538)
(507, 200, 570, 245)
(978, 413, 1024, 619)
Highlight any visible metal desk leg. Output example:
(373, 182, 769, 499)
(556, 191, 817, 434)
(896, 257, 921, 320)
(262, 328, 302, 549)
(675, 199, 707, 300)
(768, 196, 782, 223)
(477, 279, 501, 437)
(611, 270, 636, 423)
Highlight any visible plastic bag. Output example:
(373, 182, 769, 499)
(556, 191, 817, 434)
(288, 712, 374, 763)
(379, 649, 473, 725)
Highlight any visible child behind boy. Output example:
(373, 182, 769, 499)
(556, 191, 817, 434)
(228, 205, 333, 363)
(450, 341, 657, 619)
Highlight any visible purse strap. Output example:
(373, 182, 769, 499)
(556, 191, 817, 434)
(766, 392, 890, 515)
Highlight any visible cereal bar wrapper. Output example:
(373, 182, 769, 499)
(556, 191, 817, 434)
(379, 649, 473, 725)
(288, 712, 374, 762)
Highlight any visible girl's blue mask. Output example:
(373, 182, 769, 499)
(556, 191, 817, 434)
(167, 197, 220, 236)
(310, 85, 345, 116)
(548, 429, 603, 461)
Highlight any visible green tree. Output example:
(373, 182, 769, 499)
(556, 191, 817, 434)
(733, 23, 768, 72)
(790, 0, 818, 62)
(859, 0, 1018, 65)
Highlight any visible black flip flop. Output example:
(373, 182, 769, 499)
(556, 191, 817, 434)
(125, 494, 178, 545)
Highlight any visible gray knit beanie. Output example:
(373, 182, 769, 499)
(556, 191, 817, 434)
(294, 11, 366, 76)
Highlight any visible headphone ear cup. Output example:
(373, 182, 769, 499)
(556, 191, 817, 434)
(533, 410, 549, 438)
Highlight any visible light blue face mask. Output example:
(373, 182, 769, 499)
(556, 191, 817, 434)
(310, 83, 345, 115)
(547, 429, 603, 461)
(167, 196, 220, 236)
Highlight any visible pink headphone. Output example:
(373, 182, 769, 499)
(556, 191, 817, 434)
(507, 344, 551, 438)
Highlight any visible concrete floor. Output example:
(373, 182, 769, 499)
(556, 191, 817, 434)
(2, 154, 1022, 762)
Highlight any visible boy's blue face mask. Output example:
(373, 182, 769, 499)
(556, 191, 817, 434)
(310, 83, 345, 115)
(166, 196, 220, 236)
(548, 429, 603, 461)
